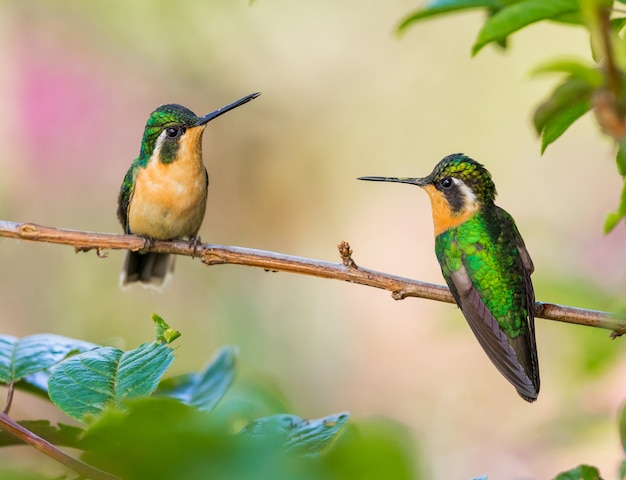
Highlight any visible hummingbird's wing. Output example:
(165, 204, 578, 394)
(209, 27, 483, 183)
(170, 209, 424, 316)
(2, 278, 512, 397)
(496, 206, 539, 394)
(443, 209, 539, 402)
(448, 265, 538, 401)
(117, 163, 139, 234)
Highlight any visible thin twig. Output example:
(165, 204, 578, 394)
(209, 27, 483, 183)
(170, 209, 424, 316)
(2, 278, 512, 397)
(592, 5, 626, 140)
(3, 383, 14, 414)
(0, 412, 119, 480)
(0, 220, 624, 336)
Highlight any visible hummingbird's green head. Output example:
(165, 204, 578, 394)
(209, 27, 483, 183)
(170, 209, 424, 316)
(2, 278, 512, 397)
(358, 153, 497, 236)
(139, 92, 261, 165)
(139, 104, 200, 164)
(420, 153, 496, 208)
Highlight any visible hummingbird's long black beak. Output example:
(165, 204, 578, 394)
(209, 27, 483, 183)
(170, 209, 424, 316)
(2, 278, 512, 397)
(357, 176, 428, 187)
(195, 92, 261, 127)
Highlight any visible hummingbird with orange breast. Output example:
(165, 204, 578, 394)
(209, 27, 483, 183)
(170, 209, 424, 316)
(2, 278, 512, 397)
(117, 92, 260, 288)
(359, 153, 540, 401)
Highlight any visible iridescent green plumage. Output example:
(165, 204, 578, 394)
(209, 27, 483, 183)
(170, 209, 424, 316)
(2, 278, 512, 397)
(358, 153, 540, 402)
(436, 209, 529, 337)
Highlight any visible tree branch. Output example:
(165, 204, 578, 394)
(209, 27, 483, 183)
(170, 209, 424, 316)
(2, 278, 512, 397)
(0, 411, 119, 480)
(1, 220, 624, 337)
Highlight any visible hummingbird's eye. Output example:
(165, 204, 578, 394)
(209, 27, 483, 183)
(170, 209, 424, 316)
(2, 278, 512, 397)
(440, 177, 453, 189)
(165, 126, 185, 138)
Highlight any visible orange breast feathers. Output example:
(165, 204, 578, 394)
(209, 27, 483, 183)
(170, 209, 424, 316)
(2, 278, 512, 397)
(422, 184, 479, 237)
(127, 128, 208, 240)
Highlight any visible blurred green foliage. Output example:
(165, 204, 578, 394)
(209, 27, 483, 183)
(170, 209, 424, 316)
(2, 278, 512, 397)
(554, 464, 602, 480)
(0, 318, 418, 479)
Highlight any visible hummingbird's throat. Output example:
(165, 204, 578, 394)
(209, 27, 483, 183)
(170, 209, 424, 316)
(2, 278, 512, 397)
(422, 184, 480, 237)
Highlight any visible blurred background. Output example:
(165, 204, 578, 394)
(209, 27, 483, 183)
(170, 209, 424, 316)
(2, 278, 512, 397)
(0, 0, 625, 478)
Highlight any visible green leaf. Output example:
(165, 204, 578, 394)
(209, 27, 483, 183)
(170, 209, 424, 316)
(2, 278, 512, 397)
(239, 412, 350, 456)
(540, 101, 590, 153)
(152, 313, 181, 345)
(324, 418, 418, 480)
(473, 0, 580, 55)
(617, 140, 626, 177)
(533, 77, 593, 144)
(551, 11, 584, 25)
(604, 178, 626, 233)
(82, 397, 335, 480)
(0, 420, 84, 448)
(81, 397, 418, 480)
(397, 0, 501, 33)
(156, 346, 238, 412)
(531, 59, 603, 86)
(207, 376, 293, 431)
(553, 464, 602, 480)
(81, 397, 225, 479)
(0, 334, 97, 384)
(48, 341, 174, 422)
(604, 211, 623, 233)
(611, 17, 626, 33)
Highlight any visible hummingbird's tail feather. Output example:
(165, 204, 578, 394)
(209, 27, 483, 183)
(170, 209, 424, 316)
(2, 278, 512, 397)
(120, 252, 175, 290)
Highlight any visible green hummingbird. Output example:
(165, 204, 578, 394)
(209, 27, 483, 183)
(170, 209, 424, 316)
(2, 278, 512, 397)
(117, 92, 260, 288)
(359, 153, 539, 402)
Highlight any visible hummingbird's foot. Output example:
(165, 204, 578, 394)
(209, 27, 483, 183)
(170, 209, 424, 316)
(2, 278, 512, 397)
(189, 236, 202, 258)
(140, 236, 155, 253)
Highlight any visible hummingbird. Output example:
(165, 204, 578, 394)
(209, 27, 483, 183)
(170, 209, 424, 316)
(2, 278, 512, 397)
(117, 92, 260, 288)
(358, 153, 539, 402)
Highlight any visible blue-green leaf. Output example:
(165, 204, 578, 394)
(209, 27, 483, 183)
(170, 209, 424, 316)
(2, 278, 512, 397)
(48, 342, 174, 422)
(239, 412, 350, 456)
(0, 334, 96, 384)
(553, 464, 601, 480)
(473, 0, 579, 55)
(156, 346, 238, 412)
(397, 0, 500, 33)
(15, 371, 51, 398)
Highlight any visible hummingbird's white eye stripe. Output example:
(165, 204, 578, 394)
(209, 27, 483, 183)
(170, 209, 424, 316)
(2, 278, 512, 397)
(155, 130, 167, 150)
(452, 177, 478, 208)
(148, 130, 169, 164)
